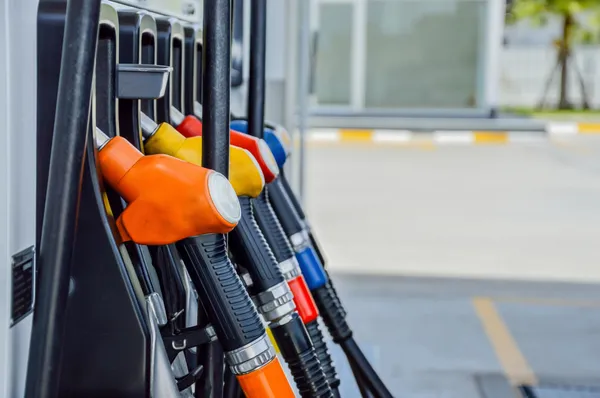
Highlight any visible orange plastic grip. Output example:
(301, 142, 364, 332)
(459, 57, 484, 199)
(97, 136, 237, 245)
(236, 357, 295, 398)
(288, 275, 319, 324)
(176, 115, 278, 183)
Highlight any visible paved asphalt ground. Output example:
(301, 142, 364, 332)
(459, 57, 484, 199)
(305, 135, 600, 282)
(300, 135, 600, 397)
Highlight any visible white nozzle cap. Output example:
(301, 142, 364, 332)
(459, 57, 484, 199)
(258, 139, 280, 176)
(242, 148, 265, 188)
(275, 126, 292, 156)
(207, 172, 241, 224)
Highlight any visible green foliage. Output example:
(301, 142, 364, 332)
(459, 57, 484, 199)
(507, 0, 600, 43)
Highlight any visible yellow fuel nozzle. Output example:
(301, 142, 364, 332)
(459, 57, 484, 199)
(141, 115, 265, 198)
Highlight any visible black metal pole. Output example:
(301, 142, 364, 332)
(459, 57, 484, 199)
(202, 0, 231, 175)
(26, 1, 101, 397)
(247, 0, 267, 139)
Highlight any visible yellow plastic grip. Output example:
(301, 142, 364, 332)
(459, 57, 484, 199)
(144, 123, 265, 198)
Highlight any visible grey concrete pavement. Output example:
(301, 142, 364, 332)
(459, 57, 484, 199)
(305, 135, 600, 282)
(329, 274, 600, 398)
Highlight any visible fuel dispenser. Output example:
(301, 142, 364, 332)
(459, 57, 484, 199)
(32, 0, 295, 397)
(16, 0, 395, 397)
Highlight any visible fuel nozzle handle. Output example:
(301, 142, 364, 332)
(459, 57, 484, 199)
(226, 197, 330, 396)
(252, 191, 322, 324)
(176, 234, 295, 394)
(251, 169, 340, 395)
(229, 197, 290, 297)
(278, 174, 329, 266)
(268, 179, 328, 291)
(252, 191, 295, 267)
(176, 235, 267, 360)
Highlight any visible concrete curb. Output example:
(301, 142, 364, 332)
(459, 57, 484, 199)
(306, 122, 600, 146)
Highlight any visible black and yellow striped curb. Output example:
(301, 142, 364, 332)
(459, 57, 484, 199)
(306, 122, 600, 146)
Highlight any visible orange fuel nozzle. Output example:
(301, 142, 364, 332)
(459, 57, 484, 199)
(95, 129, 240, 245)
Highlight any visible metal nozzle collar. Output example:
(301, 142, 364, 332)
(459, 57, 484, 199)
(253, 281, 296, 322)
(206, 325, 217, 342)
(225, 334, 275, 375)
(290, 230, 310, 252)
(240, 272, 254, 289)
(279, 257, 301, 281)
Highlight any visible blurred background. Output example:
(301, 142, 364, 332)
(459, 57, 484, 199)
(244, 0, 600, 396)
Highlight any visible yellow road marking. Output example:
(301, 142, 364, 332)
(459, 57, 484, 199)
(577, 123, 600, 134)
(339, 129, 374, 143)
(473, 297, 538, 386)
(473, 131, 509, 144)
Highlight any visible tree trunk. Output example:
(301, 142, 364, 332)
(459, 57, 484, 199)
(558, 13, 573, 109)
(537, 57, 560, 109)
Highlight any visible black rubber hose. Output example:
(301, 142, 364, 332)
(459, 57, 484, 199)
(197, 342, 224, 398)
(267, 179, 304, 237)
(228, 196, 284, 292)
(270, 313, 333, 398)
(280, 174, 328, 266)
(310, 267, 394, 398)
(280, 174, 306, 220)
(150, 245, 187, 329)
(176, 234, 264, 351)
(311, 282, 352, 344)
(252, 191, 295, 264)
(26, 2, 101, 398)
(348, 357, 372, 398)
(305, 320, 341, 395)
(340, 338, 393, 398)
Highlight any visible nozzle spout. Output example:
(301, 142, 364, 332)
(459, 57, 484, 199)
(140, 112, 159, 140)
(170, 106, 185, 127)
(94, 127, 110, 151)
